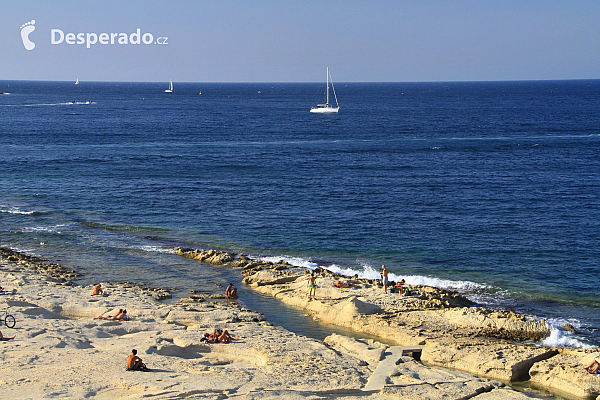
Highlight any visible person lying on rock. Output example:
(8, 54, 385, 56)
(94, 309, 122, 320)
(0, 330, 15, 341)
(201, 329, 238, 344)
(585, 359, 600, 374)
(115, 309, 130, 321)
(127, 349, 149, 371)
(94, 309, 129, 321)
(225, 283, 238, 299)
(91, 283, 105, 296)
(332, 280, 353, 289)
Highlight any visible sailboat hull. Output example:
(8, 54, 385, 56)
(310, 106, 339, 113)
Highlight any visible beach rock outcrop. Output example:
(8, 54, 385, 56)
(0, 247, 80, 283)
(412, 307, 551, 341)
(172, 247, 599, 399)
(174, 247, 234, 265)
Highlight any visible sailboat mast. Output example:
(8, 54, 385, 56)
(326, 67, 330, 105)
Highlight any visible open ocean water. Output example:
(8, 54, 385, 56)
(1, 80, 599, 347)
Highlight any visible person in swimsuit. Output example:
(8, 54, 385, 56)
(394, 279, 406, 296)
(381, 265, 389, 293)
(94, 308, 122, 320)
(127, 349, 149, 371)
(91, 284, 105, 296)
(225, 283, 238, 299)
(202, 329, 238, 344)
(332, 280, 353, 288)
(116, 309, 129, 321)
(585, 359, 600, 374)
(307, 273, 317, 300)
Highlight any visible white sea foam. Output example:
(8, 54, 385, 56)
(258, 256, 488, 292)
(20, 224, 69, 234)
(0, 205, 36, 215)
(0, 102, 94, 107)
(541, 326, 594, 349)
(260, 255, 318, 269)
(323, 263, 489, 291)
(134, 245, 176, 254)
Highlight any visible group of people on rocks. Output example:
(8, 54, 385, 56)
(89, 282, 240, 372)
(380, 265, 407, 295)
(305, 265, 409, 301)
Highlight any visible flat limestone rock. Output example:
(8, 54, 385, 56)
(421, 340, 559, 382)
(529, 350, 600, 400)
(379, 380, 509, 400)
(325, 333, 386, 367)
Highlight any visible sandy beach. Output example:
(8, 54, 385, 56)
(1, 247, 599, 400)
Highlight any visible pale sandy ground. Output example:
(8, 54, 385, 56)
(0, 251, 551, 400)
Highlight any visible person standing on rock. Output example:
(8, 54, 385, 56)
(307, 273, 317, 301)
(380, 265, 389, 293)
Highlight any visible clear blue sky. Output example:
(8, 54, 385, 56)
(2, 0, 599, 82)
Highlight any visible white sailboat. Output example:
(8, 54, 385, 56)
(75, 78, 79, 85)
(310, 67, 339, 113)
(165, 79, 173, 93)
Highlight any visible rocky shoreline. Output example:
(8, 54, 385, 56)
(175, 247, 600, 400)
(0, 246, 598, 399)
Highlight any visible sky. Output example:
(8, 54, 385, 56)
(1, 0, 600, 83)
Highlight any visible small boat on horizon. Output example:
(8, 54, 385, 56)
(165, 79, 173, 93)
(310, 67, 339, 113)
(75, 78, 79, 85)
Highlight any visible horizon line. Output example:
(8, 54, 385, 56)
(2, 78, 600, 85)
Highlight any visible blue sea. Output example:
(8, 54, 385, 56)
(1, 80, 599, 347)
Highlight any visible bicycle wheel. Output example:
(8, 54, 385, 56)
(4, 314, 15, 328)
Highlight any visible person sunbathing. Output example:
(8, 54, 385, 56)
(94, 309, 123, 320)
(332, 280, 353, 289)
(0, 330, 15, 341)
(127, 349, 149, 371)
(114, 309, 129, 321)
(585, 359, 600, 374)
(202, 329, 237, 344)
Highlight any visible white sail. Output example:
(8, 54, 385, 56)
(310, 67, 339, 113)
(75, 78, 79, 85)
(165, 79, 173, 93)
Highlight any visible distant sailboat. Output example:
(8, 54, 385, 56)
(310, 67, 339, 113)
(75, 78, 79, 85)
(165, 79, 173, 93)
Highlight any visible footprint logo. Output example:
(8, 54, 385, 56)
(20, 20, 36, 50)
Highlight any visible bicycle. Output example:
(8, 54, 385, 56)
(0, 309, 16, 328)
